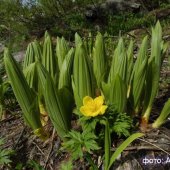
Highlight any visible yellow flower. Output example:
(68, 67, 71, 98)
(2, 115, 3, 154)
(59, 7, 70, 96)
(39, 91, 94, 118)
(80, 96, 108, 117)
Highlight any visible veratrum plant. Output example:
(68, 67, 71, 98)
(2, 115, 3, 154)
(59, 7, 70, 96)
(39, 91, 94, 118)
(100, 21, 168, 130)
(141, 21, 168, 126)
(42, 31, 58, 81)
(4, 48, 47, 140)
(102, 38, 127, 113)
(23, 41, 42, 91)
(72, 39, 94, 108)
(129, 36, 148, 113)
(108, 38, 127, 83)
(23, 43, 48, 125)
(37, 63, 73, 140)
(23, 43, 35, 69)
(56, 36, 69, 71)
(93, 32, 107, 88)
(24, 63, 46, 125)
(23, 41, 42, 69)
(58, 48, 74, 90)
(44, 77, 73, 140)
(23, 62, 38, 91)
(75, 33, 83, 47)
(126, 40, 134, 90)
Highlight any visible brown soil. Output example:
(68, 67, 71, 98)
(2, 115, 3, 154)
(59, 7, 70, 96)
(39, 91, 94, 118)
(1, 95, 170, 170)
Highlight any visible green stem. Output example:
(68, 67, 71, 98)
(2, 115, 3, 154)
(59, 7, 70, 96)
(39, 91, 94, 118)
(152, 119, 162, 128)
(142, 106, 152, 123)
(104, 119, 110, 170)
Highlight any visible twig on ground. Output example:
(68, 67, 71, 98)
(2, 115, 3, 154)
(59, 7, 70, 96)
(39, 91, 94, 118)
(13, 127, 26, 149)
(137, 138, 170, 156)
(0, 116, 16, 124)
(44, 128, 56, 169)
(32, 141, 45, 156)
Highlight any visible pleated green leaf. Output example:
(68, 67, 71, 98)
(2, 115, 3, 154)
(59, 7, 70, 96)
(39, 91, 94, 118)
(108, 38, 127, 83)
(104, 119, 111, 170)
(42, 31, 57, 80)
(56, 36, 69, 71)
(71, 77, 82, 109)
(44, 76, 71, 140)
(129, 36, 148, 109)
(58, 48, 74, 90)
(93, 32, 107, 87)
(142, 59, 159, 123)
(72, 43, 94, 108)
(58, 87, 74, 127)
(130, 58, 148, 110)
(142, 22, 166, 124)
(150, 21, 162, 68)
(133, 36, 148, 71)
(101, 82, 110, 104)
(32, 40, 42, 62)
(4, 48, 41, 130)
(23, 41, 42, 70)
(109, 74, 127, 113)
(23, 62, 38, 91)
(126, 40, 134, 85)
(75, 33, 83, 47)
(23, 42, 35, 69)
(36, 62, 51, 111)
(36, 62, 50, 95)
(37, 63, 73, 139)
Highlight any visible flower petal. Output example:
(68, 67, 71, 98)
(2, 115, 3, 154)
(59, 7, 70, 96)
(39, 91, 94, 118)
(81, 95, 108, 117)
(83, 96, 93, 105)
(94, 96, 104, 107)
(91, 110, 100, 117)
(80, 106, 92, 117)
(99, 105, 108, 115)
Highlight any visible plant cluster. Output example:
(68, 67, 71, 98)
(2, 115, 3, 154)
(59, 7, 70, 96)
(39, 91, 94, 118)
(3, 21, 170, 169)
